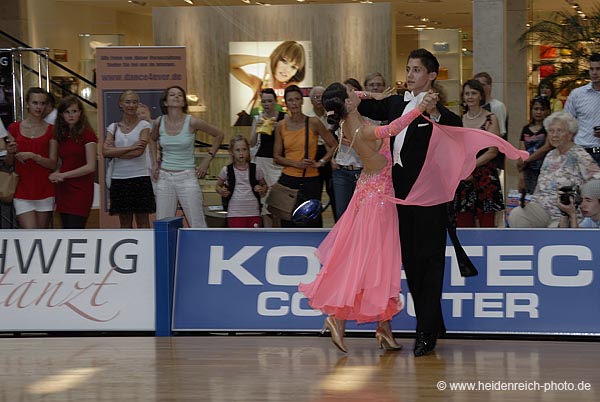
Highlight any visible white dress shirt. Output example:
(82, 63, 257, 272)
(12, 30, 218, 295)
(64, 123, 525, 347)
(393, 91, 425, 166)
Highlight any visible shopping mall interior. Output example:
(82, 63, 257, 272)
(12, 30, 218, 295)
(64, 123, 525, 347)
(0, 0, 597, 227)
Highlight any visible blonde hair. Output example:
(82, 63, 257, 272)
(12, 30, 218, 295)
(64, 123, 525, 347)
(229, 134, 251, 163)
(119, 90, 139, 103)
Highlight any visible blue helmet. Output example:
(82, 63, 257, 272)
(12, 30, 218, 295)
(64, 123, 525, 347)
(292, 199, 322, 223)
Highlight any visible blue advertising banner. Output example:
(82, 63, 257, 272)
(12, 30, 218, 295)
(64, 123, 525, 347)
(172, 229, 600, 335)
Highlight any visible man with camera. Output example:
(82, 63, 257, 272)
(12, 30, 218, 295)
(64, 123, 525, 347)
(558, 179, 600, 228)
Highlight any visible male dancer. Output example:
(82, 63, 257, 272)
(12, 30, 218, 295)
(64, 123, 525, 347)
(358, 48, 462, 356)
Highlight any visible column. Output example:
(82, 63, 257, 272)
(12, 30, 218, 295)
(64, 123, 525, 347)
(473, 0, 528, 200)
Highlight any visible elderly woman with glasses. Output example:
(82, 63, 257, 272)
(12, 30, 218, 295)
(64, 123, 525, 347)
(509, 111, 600, 227)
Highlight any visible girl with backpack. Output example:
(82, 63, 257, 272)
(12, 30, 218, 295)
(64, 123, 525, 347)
(216, 135, 267, 228)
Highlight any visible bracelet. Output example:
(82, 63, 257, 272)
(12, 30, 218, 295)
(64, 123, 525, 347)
(319, 158, 326, 166)
(207, 151, 215, 159)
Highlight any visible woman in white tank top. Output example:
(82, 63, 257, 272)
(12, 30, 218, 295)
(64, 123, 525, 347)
(149, 85, 224, 228)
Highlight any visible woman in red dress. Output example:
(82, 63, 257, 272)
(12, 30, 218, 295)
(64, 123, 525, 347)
(49, 96, 97, 228)
(5, 87, 57, 229)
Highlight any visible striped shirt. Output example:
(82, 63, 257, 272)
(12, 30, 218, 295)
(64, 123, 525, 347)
(564, 83, 600, 147)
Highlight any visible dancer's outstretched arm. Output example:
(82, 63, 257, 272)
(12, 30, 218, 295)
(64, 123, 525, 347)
(370, 91, 437, 139)
(373, 108, 421, 139)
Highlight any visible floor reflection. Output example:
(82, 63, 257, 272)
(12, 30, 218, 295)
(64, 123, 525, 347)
(0, 337, 597, 401)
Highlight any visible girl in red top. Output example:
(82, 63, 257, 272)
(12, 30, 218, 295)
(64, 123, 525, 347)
(5, 87, 57, 229)
(49, 96, 97, 228)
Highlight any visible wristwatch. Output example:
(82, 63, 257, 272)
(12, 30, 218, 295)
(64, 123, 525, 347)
(319, 158, 326, 166)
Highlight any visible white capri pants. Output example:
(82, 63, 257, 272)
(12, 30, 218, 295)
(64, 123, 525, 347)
(155, 169, 207, 228)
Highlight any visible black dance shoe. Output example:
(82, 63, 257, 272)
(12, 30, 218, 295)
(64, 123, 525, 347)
(413, 332, 437, 357)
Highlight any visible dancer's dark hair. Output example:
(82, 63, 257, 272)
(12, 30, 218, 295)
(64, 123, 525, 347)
(344, 78, 363, 91)
(322, 82, 348, 131)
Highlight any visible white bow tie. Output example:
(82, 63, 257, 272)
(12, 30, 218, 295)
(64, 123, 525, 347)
(404, 91, 415, 102)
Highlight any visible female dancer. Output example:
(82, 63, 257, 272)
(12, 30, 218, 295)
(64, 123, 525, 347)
(103, 90, 155, 228)
(6, 87, 57, 229)
(149, 85, 224, 227)
(299, 83, 437, 352)
(49, 96, 97, 228)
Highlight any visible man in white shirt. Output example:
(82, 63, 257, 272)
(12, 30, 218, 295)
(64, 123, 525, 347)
(474, 72, 507, 138)
(564, 53, 600, 166)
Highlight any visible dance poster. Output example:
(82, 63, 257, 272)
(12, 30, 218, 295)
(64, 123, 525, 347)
(229, 41, 313, 126)
(95, 46, 186, 228)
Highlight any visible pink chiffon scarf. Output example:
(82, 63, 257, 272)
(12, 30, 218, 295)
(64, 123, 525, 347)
(385, 116, 530, 206)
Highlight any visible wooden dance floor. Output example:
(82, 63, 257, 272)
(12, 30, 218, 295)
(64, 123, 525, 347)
(1, 335, 598, 401)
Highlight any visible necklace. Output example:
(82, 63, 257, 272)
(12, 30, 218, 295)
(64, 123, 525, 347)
(465, 108, 483, 120)
(338, 120, 363, 157)
(119, 118, 139, 133)
(21, 120, 46, 138)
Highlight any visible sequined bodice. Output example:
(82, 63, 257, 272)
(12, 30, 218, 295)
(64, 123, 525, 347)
(354, 139, 394, 208)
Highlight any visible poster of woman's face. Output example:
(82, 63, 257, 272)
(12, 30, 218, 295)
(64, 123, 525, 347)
(229, 41, 313, 126)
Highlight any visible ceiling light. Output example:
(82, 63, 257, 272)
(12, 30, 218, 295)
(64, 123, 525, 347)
(128, 0, 146, 5)
(241, 0, 251, 3)
(184, 0, 194, 4)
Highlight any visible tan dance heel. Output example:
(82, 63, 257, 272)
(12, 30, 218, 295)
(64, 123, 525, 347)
(322, 316, 348, 353)
(375, 328, 402, 351)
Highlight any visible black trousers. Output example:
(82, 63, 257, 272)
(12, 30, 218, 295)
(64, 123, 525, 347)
(397, 203, 447, 334)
